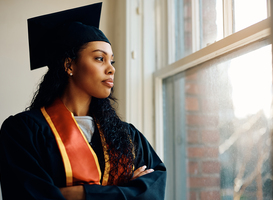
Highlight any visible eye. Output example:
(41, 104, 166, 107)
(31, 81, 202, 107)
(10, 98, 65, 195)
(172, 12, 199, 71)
(111, 61, 115, 65)
(96, 57, 104, 62)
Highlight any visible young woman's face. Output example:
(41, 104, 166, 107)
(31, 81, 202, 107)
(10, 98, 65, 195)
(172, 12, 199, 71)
(70, 41, 115, 99)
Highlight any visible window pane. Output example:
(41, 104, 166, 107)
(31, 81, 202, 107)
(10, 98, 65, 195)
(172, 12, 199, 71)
(200, 0, 223, 48)
(163, 41, 272, 200)
(234, 0, 268, 32)
(174, 0, 193, 60)
(174, 0, 223, 61)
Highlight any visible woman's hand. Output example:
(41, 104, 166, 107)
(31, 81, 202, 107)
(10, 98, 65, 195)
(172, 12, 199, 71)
(131, 165, 154, 180)
(59, 185, 85, 200)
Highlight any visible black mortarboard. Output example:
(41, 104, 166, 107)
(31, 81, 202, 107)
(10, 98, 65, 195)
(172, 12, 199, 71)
(27, 2, 110, 70)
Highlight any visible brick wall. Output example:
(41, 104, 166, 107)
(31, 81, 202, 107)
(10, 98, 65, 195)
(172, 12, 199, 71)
(185, 68, 221, 200)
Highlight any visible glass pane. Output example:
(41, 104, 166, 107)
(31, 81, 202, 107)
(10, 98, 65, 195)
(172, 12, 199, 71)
(200, 0, 223, 48)
(174, 0, 223, 61)
(163, 41, 272, 200)
(174, 0, 193, 60)
(234, 0, 268, 32)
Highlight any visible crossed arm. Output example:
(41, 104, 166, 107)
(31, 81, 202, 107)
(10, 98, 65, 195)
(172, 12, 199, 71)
(0, 116, 166, 200)
(59, 165, 154, 200)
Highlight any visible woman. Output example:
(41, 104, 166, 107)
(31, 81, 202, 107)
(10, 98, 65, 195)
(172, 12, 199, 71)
(0, 3, 166, 200)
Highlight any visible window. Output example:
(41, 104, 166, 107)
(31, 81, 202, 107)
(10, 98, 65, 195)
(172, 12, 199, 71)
(163, 41, 272, 200)
(154, 0, 272, 199)
(173, 0, 224, 60)
(171, 0, 270, 63)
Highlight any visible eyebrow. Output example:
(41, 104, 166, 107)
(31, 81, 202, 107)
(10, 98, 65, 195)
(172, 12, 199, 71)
(92, 49, 114, 57)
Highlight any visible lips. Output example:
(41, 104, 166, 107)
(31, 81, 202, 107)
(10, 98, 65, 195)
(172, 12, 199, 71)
(102, 78, 114, 88)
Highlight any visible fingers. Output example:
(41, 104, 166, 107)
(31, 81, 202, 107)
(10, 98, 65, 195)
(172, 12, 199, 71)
(137, 169, 154, 177)
(131, 165, 146, 180)
(131, 165, 154, 180)
(134, 165, 147, 176)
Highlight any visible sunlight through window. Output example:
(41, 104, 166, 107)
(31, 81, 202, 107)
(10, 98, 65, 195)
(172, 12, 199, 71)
(228, 45, 272, 119)
(234, 0, 268, 32)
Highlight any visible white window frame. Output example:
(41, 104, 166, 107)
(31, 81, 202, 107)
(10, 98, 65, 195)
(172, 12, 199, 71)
(124, 0, 156, 145)
(154, 0, 272, 160)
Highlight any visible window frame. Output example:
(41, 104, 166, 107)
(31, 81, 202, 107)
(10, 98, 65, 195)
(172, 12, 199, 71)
(154, 0, 272, 160)
(123, 0, 157, 145)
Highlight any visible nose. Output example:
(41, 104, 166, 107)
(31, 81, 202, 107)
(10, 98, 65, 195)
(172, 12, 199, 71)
(106, 62, 115, 75)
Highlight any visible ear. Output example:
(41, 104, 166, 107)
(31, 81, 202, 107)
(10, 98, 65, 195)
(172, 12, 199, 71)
(64, 58, 73, 76)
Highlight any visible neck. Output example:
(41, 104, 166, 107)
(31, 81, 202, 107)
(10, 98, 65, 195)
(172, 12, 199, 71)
(61, 87, 91, 116)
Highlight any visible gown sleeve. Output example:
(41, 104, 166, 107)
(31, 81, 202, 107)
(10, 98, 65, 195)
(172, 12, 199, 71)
(83, 123, 167, 200)
(0, 114, 66, 200)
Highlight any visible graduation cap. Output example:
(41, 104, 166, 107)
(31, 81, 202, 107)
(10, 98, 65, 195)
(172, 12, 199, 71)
(27, 2, 110, 70)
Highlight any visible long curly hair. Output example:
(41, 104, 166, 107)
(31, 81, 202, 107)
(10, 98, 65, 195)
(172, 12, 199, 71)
(28, 43, 135, 185)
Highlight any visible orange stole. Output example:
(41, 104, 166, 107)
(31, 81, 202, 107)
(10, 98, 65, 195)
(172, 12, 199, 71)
(41, 99, 101, 186)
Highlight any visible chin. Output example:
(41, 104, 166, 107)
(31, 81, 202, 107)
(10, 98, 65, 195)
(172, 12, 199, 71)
(94, 92, 112, 99)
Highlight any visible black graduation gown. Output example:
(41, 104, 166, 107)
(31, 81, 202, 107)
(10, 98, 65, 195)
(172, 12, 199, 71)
(0, 109, 166, 200)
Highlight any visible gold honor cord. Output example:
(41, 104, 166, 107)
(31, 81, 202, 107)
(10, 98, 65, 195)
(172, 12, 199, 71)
(96, 123, 110, 185)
